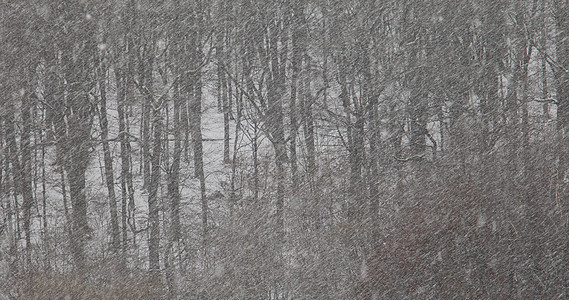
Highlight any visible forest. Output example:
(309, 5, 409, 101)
(1, 0, 569, 298)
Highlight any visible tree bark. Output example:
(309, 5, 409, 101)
(290, 2, 300, 187)
(61, 2, 96, 273)
(115, 66, 132, 254)
(268, 10, 286, 244)
(142, 37, 161, 275)
(98, 62, 120, 253)
(303, 56, 316, 183)
(149, 99, 162, 275)
(217, 29, 231, 164)
(168, 80, 181, 243)
(554, 1, 569, 293)
(191, 72, 207, 257)
(21, 88, 34, 268)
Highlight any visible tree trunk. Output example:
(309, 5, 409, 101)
(5, 100, 21, 204)
(554, 1, 569, 293)
(149, 101, 162, 275)
(268, 11, 286, 244)
(141, 45, 152, 190)
(5, 94, 22, 273)
(303, 56, 316, 184)
(339, 55, 358, 203)
(61, 2, 96, 274)
(290, 4, 300, 187)
(520, 46, 531, 175)
(98, 63, 120, 253)
(40, 106, 47, 236)
(168, 80, 181, 243)
(143, 38, 161, 275)
(191, 73, 207, 258)
(217, 30, 231, 164)
(363, 47, 380, 235)
(65, 82, 93, 274)
(230, 82, 243, 212)
(541, 0, 549, 119)
(21, 88, 34, 268)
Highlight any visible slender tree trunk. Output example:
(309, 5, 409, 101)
(168, 80, 181, 243)
(479, 1, 504, 158)
(60, 169, 69, 229)
(230, 83, 243, 212)
(241, 48, 259, 203)
(3, 132, 17, 275)
(352, 96, 365, 192)
(507, 14, 523, 178)
(62, 3, 96, 273)
(142, 44, 152, 190)
(267, 13, 287, 296)
(191, 72, 207, 258)
(67, 144, 90, 271)
(554, 1, 569, 293)
(268, 13, 286, 244)
(21, 88, 34, 268)
(6, 93, 22, 274)
(116, 67, 129, 254)
(520, 46, 531, 175)
(40, 107, 47, 234)
(339, 56, 357, 204)
(290, 2, 302, 187)
(181, 100, 191, 162)
(36, 103, 49, 270)
(98, 64, 120, 253)
(0, 116, 3, 203)
(115, 66, 134, 255)
(125, 80, 137, 247)
(365, 53, 380, 233)
(0, 116, 3, 199)
(5, 100, 21, 204)
(253, 123, 259, 202)
(541, 0, 549, 119)
(0, 118, 13, 268)
(303, 56, 316, 183)
(409, 73, 427, 158)
(143, 39, 162, 275)
(184, 12, 208, 261)
(218, 31, 231, 164)
(149, 101, 162, 275)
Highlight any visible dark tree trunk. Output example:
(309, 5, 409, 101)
(339, 56, 358, 199)
(60, 2, 96, 274)
(217, 30, 231, 164)
(141, 38, 161, 275)
(230, 81, 243, 211)
(363, 47, 380, 232)
(290, 2, 300, 187)
(191, 74, 207, 256)
(98, 62, 120, 253)
(65, 77, 93, 273)
(168, 80, 181, 243)
(5, 94, 21, 271)
(409, 90, 427, 158)
(149, 100, 162, 275)
(554, 1, 569, 293)
(303, 56, 316, 182)
(5, 100, 21, 203)
(268, 11, 286, 244)
(21, 88, 34, 268)
(116, 66, 132, 254)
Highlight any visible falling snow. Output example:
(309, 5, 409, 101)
(1, 0, 568, 298)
